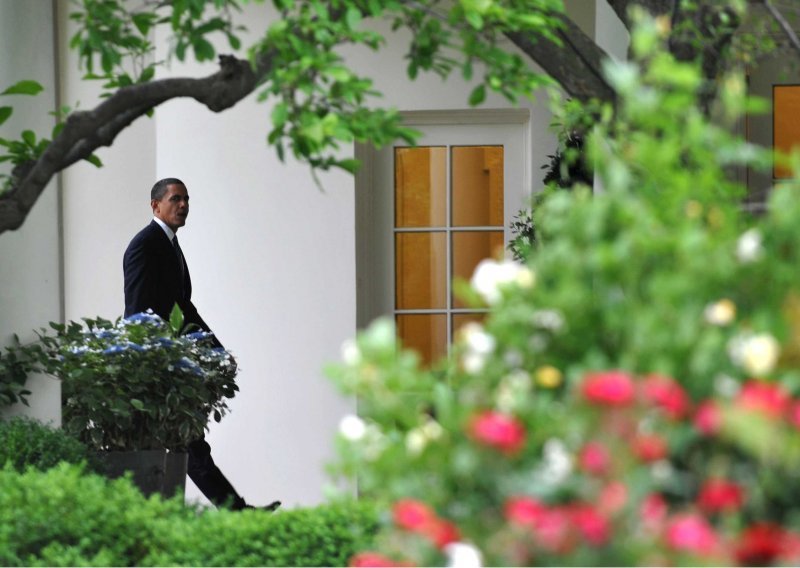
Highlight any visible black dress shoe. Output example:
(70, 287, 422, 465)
(244, 500, 281, 512)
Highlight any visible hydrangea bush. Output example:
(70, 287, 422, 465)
(327, 13, 800, 567)
(21, 308, 238, 451)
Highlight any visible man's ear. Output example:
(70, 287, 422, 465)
(150, 199, 159, 212)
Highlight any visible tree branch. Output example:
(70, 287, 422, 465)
(504, 14, 615, 103)
(762, 0, 800, 56)
(0, 53, 272, 235)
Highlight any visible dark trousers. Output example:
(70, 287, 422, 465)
(187, 438, 246, 510)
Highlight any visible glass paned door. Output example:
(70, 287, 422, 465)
(394, 145, 505, 365)
(358, 113, 529, 368)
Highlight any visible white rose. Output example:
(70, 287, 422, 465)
(471, 258, 534, 305)
(736, 228, 763, 263)
(445, 542, 483, 568)
(338, 414, 367, 441)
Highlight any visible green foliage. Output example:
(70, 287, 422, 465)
(0, 417, 98, 473)
(147, 499, 380, 566)
(0, 337, 32, 408)
(0, 463, 378, 567)
(16, 310, 239, 451)
(254, 0, 561, 175)
(325, 13, 800, 567)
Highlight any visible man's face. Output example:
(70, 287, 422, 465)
(152, 184, 189, 231)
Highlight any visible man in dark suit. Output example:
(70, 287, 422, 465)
(124, 177, 279, 511)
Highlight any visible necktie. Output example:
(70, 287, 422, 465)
(172, 235, 186, 293)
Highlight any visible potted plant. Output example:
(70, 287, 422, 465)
(20, 306, 238, 497)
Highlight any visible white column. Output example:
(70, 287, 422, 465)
(0, 0, 62, 424)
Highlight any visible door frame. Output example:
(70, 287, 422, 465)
(355, 108, 532, 331)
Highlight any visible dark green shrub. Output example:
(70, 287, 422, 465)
(0, 463, 186, 567)
(0, 464, 379, 567)
(0, 343, 31, 408)
(147, 500, 380, 567)
(0, 417, 98, 472)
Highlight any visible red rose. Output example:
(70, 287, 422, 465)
(505, 495, 545, 527)
(736, 380, 790, 418)
(665, 513, 719, 556)
(578, 442, 611, 476)
(641, 374, 691, 419)
(350, 552, 406, 567)
(697, 478, 744, 513)
(392, 499, 460, 551)
(632, 433, 668, 462)
(468, 411, 526, 454)
(582, 370, 636, 406)
(393, 499, 436, 531)
(694, 400, 721, 435)
(735, 523, 785, 566)
(569, 504, 610, 546)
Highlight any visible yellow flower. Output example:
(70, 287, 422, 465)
(535, 365, 563, 388)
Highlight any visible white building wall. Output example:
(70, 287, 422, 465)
(0, 0, 61, 424)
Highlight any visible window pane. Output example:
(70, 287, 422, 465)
(774, 86, 800, 179)
(396, 232, 447, 309)
(451, 231, 504, 308)
(397, 314, 447, 367)
(395, 147, 447, 227)
(452, 146, 504, 227)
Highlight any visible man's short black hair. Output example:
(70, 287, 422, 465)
(151, 178, 185, 201)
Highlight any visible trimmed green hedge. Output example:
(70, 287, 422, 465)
(0, 417, 98, 472)
(0, 464, 378, 567)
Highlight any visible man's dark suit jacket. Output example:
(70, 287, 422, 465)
(123, 220, 213, 338)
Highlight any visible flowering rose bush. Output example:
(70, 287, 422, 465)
(326, 13, 800, 567)
(19, 308, 238, 450)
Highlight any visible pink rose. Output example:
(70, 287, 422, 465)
(392, 499, 435, 531)
(640, 373, 691, 419)
(505, 495, 546, 527)
(582, 370, 636, 406)
(468, 411, 526, 454)
(736, 379, 790, 418)
(632, 433, 668, 462)
(694, 400, 722, 435)
(665, 513, 719, 556)
(578, 442, 611, 476)
(350, 552, 408, 567)
(640, 493, 668, 532)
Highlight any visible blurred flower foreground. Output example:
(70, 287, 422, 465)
(327, 15, 800, 568)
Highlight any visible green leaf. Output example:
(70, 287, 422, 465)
(21, 130, 36, 148)
(132, 13, 153, 36)
(271, 102, 289, 128)
(337, 158, 361, 174)
(1, 80, 44, 96)
(130, 398, 145, 410)
(192, 38, 215, 61)
(0, 106, 11, 126)
(85, 154, 103, 168)
(468, 84, 486, 106)
(346, 6, 362, 29)
(169, 304, 185, 334)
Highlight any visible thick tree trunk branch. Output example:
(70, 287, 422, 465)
(762, 0, 800, 56)
(505, 14, 615, 103)
(0, 53, 271, 235)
